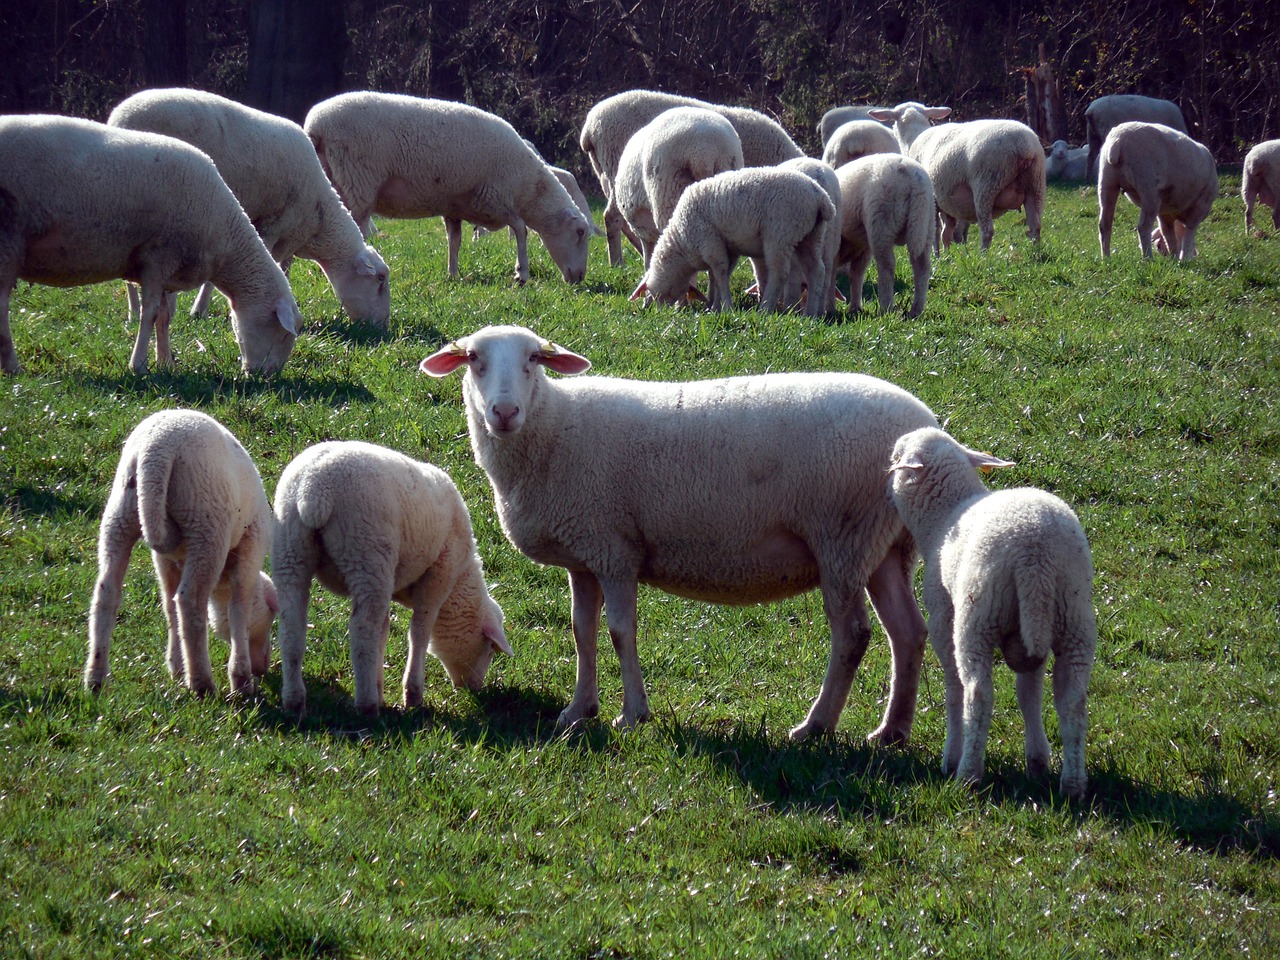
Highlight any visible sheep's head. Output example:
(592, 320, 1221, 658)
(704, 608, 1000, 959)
(323, 245, 391, 328)
(231, 294, 299, 375)
(887, 427, 1015, 516)
(430, 580, 511, 692)
(538, 208, 591, 283)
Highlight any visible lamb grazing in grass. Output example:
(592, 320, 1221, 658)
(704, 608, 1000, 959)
(776, 156, 843, 314)
(1085, 94, 1186, 178)
(818, 105, 889, 146)
(629, 167, 835, 315)
(86, 409, 277, 698)
(304, 92, 591, 285)
(822, 120, 900, 169)
(108, 88, 391, 329)
(0, 115, 299, 376)
(1242, 139, 1280, 234)
(834, 153, 935, 318)
(866, 101, 953, 151)
(1045, 140, 1090, 182)
(421, 324, 939, 743)
(271, 440, 509, 717)
(1097, 121, 1217, 260)
(888, 427, 1096, 799)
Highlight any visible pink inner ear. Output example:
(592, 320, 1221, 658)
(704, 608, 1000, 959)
(538, 351, 592, 375)
(628, 280, 648, 301)
(420, 351, 469, 377)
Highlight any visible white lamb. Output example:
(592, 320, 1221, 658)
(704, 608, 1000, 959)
(818, 105, 889, 147)
(866, 101, 954, 151)
(107, 88, 391, 329)
(1097, 121, 1217, 260)
(613, 106, 744, 266)
(629, 167, 835, 315)
(776, 156, 843, 314)
(1084, 94, 1186, 178)
(304, 92, 591, 285)
(908, 119, 1046, 251)
(1242, 139, 1280, 234)
(86, 409, 277, 698)
(1044, 140, 1090, 181)
(821, 120, 900, 169)
(579, 89, 803, 266)
(271, 440, 509, 717)
(0, 115, 299, 376)
(421, 324, 939, 743)
(888, 427, 1096, 798)
(834, 153, 935, 318)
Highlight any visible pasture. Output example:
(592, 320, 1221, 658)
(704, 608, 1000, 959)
(1, 175, 1277, 957)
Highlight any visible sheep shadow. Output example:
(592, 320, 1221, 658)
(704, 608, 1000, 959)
(77, 367, 377, 407)
(3, 484, 97, 521)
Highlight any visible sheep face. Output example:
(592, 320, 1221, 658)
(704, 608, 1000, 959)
(538, 209, 591, 283)
(230, 295, 300, 374)
(321, 245, 390, 328)
(430, 593, 511, 691)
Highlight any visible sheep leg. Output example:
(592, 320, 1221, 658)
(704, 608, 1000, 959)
(509, 219, 531, 285)
(191, 282, 215, 318)
(907, 243, 931, 319)
(125, 283, 141, 324)
(129, 283, 169, 373)
(1243, 191, 1255, 233)
(403, 586, 448, 708)
(276, 572, 312, 716)
(1135, 203, 1158, 258)
(1015, 667, 1051, 780)
(927, 602, 964, 776)
(444, 216, 464, 278)
(603, 195, 626, 267)
(0, 280, 19, 374)
(597, 577, 650, 729)
(174, 552, 220, 697)
(555, 570, 605, 728)
(789, 593, 873, 742)
(155, 292, 175, 369)
(758, 249, 793, 313)
(955, 613, 998, 787)
(939, 213, 960, 250)
(846, 248, 870, 312)
(348, 588, 392, 717)
(872, 245, 897, 313)
(222, 556, 262, 698)
(1097, 180, 1120, 257)
(865, 543, 928, 745)
(85, 500, 142, 692)
(705, 246, 735, 312)
(1053, 621, 1095, 799)
(153, 554, 185, 681)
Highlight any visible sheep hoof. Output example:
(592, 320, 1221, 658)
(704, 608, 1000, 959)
(866, 723, 910, 747)
(611, 709, 651, 730)
(1059, 775, 1087, 800)
(403, 689, 424, 710)
(788, 719, 829, 742)
(554, 701, 599, 729)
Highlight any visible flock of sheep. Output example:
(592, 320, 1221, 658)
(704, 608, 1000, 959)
(3, 82, 1275, 799)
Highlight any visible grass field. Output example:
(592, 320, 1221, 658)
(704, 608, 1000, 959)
(1, 173, 1278, 958)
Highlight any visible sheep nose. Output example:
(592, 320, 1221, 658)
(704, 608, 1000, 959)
(491, 401, 521, 431)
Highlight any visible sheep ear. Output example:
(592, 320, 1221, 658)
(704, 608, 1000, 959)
(276, 297, 299, 336)
(535, 340, 592, 375)
(484, 620, 513, 657)
(964, 447, 1016, 473)
(923, 106, 953, 120)
(629, 279, 648, 302)
(420, 341, 470, 376)
(354, 248, 379, 276)
(888, 458, 924, 474)
(686, 285, 708, 304)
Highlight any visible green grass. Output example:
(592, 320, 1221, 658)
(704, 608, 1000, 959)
(2, 175, 1278, 958)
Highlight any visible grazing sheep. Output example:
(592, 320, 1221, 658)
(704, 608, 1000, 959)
(1242, 139, 1280, 234)
(1097, 121, 1217, 260)
(818, 105, 889, 147)
(86, 409, 277, 698)
(579, 89, 803, 266)
(304, 92, 591, 285)
(909, 119, 1046, 251)
(271, 441, 509, 717)
(629, 167, 835, 315)
(834, 153, 935, 317)
(108, 88, 391, 328)
(888, 427, 1096, 798)
(1045, 140, 1090, 181)
(821, 119, 900, 169)
(0, 114, 299, 375)
(776, 156, 843, 314)
(613, 106, 744, 266)
(475, 140, 603, 240)
(1085, 94, 1186, 178)
(420, 324, 939, 742)
(866, 101, 953, 151)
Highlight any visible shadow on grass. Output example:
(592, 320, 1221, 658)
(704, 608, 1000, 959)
(3, 485, 97, 520)
(75, 367, 377, 406)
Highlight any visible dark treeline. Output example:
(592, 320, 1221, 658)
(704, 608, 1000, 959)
(1, 0, 1274, 192)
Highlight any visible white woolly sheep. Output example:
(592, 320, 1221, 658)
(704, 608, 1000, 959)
(475, 140, 603, 240)
(909, 119, 1046, 251)
(1097, 121, 1217, 260)
(888, 427, 1096, 798)
(304, 92, 591, 285)
(1044, 140, 1090, 181)
(630, 167, 835, 315)
(108, 88, 391, 329)
(1242, 139, 1280, 234)
(86, 409, 277, 698)
(776, 156, 843, 314)
(579, 89, 803, 266)
(0, 115, 299, 375)
(818, 105, 889, 147)
(1085, 94, 1186, 178)
(821, 120, 900, 169)
(613, 106, 744, 266)
(420, 324, 939, 742)
(834, 153, 935, 318)
(271, 440, 509, 717)
(866, 101, 953, 151)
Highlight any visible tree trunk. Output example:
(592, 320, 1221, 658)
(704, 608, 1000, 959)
(245, 0, 346, 123)
(142, 0, 189, 88)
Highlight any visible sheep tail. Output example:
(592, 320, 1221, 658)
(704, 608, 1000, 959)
(135, 447, 182, 554)
(293, 471, 335, 531)
(1014, 559, 1056, 664)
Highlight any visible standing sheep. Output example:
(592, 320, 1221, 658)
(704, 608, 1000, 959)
(1085, 94, 1186, 178)
(421, 325, 939, 743)
(1242, 139, 1280, 234)
(304, 92, 591, 285)
(86, 409, 277, 698)
(818, 105, 889, 147)
(866, 101, 953, 151)
(272, 441, 509, 717)
(1097, 121, 1217, 260)
(0, 115, 299, 375)
(1044, 140, 1090, 182)
(888, 427, 1096, 798)
(821, 120, 900, 169)
(777, 156, 843, 314)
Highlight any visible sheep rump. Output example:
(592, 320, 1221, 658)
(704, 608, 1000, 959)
(1242, 139, 1280, 234)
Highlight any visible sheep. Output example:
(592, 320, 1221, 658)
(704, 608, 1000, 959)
(866, 101, 953, 151)
(817, 105, 889, 147)
(1242, 139, 1280, 234)
(834, 153, 935, 318)
(1044, 140, 1090, 181)
(1097, 121, 1217, 260)
(776, 156, 843, 314)
(0, 114, 299, 376)
(304, 92, 591, 285)
(474, 140, 603, 240)
(1084, 94, 1186, 178)
(420, 324, 939, 742)
(628, 167, 835, 315)
(579, 89, 803, 266)
(107, 88, 391, 329)
(613, 106, 745, 266)
(887, 426, 1096, 798)
(85, 409, 277, 698)
(821, 119, 900, 169)
(271, 440, 509, 717)
(908, 119, 1046, 251)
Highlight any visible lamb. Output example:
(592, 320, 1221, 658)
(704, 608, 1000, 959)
(420, 324, 939, 743)
(866, 101, 954, 151)
(0, 114, 300, 376)
(1044, 140, 1090, 181)
(1097, 121, 1217, 260)
(1242, 139, 1280, 234)
(834, 153, 935, 317)
(629, 167, 835, 315)
(1084, 94, 1186, 178)
(613, 106, 744, 265)
(817, 105, 889, 147)
(821, 120, 900, 169)
(107, 88, 391, 329)
(271, 440, 509, 717)
(85, 409, 277, 698)
(887, 427, 1096, 798)
(304, 92, 591, 285)
(908, 119, 1046, 251)
(579, 89, 803, 266)
(776, 156, 843, 314)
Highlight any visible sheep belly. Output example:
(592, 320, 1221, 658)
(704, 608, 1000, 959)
(637, 528, 821, 604)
